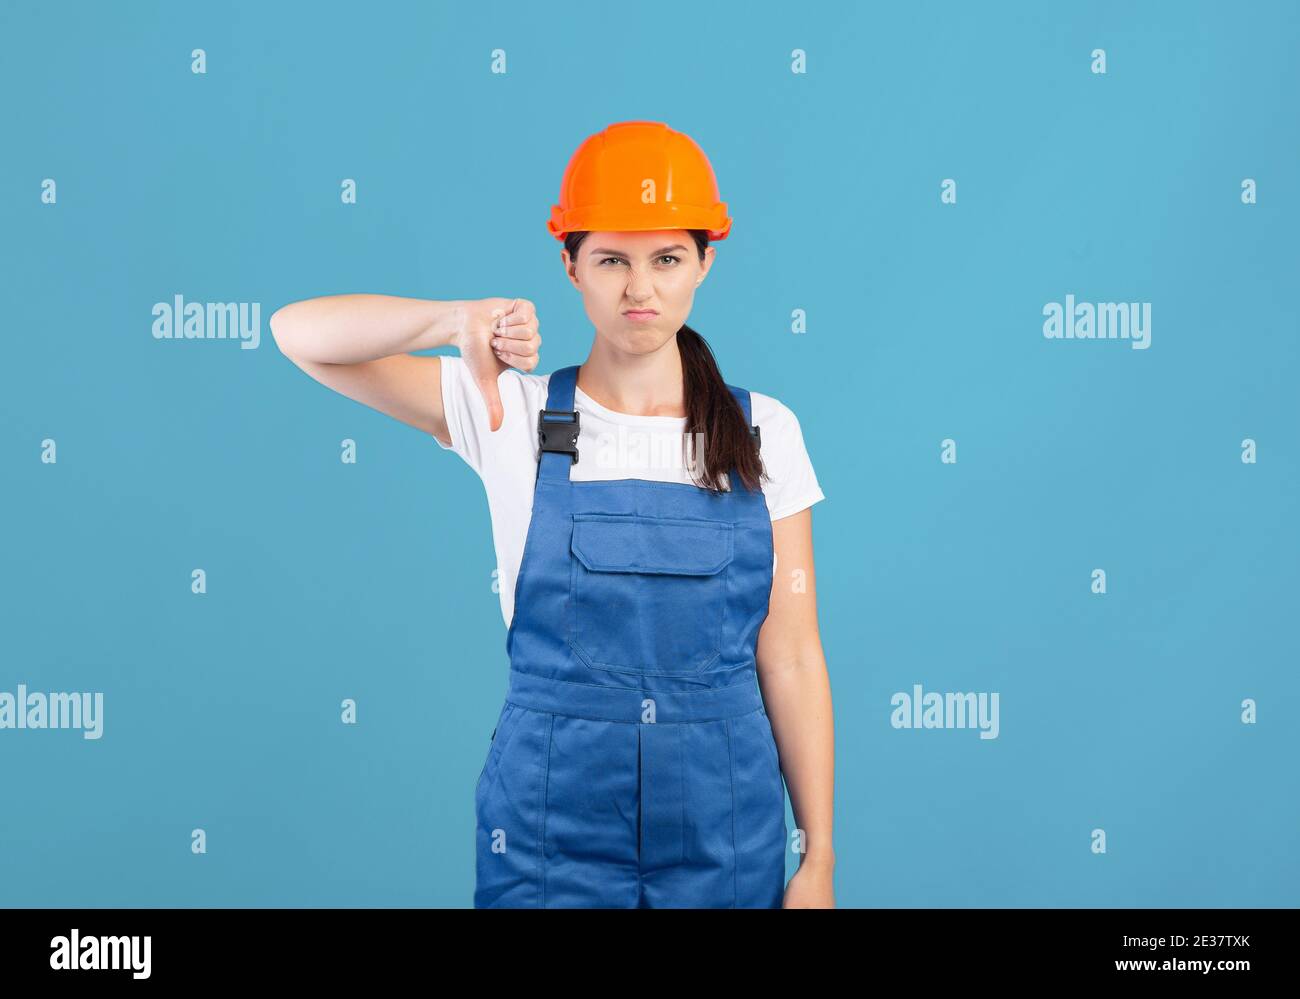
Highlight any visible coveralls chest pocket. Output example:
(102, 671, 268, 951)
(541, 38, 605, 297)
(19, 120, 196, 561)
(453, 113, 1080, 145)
(565, 512, 735, 677)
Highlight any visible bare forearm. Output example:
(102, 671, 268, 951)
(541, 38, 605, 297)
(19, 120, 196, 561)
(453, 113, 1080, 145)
(760, 650, 836, 870)
(269, 293, 466, 364)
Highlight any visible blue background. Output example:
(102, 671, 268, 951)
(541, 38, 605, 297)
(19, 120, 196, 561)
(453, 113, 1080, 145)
(1, 0, 1296, 907)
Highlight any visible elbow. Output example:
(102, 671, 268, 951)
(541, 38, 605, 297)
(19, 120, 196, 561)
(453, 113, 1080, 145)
(269, 305, 298, 357)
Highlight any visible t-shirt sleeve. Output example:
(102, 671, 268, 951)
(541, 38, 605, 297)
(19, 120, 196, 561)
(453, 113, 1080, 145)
(757, 397, 827, 522)
(432, 353, 483, 474)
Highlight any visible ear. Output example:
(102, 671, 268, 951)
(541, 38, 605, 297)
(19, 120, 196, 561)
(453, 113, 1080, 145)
(562, 248, 581, 290)
(696, 245, 716, 286)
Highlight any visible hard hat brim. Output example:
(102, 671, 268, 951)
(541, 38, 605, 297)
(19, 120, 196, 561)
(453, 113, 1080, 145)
(547, 203, 731, 242)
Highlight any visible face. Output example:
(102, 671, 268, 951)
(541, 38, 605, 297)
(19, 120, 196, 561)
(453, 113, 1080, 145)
(563, 230, 714, 355)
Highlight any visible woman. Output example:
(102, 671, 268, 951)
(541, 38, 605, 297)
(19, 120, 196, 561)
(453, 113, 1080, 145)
(270, 121, 835, 908)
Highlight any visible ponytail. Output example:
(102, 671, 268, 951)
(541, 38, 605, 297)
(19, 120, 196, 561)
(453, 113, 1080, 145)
(677, 322, 765, 494)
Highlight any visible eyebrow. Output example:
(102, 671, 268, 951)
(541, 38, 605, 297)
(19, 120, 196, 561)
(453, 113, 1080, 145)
(588, 244, 690, 258)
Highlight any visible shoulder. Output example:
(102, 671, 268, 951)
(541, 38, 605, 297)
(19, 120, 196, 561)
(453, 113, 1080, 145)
(743, 388, 817, 464)
(744, 387, 826, 519)
(747, 389, 806, 439)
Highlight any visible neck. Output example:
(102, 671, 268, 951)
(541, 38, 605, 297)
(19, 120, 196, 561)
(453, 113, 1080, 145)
(577, 342, 686, 418)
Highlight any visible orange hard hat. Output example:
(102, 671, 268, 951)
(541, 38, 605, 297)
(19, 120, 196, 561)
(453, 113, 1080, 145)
(547, 121, 732, 242)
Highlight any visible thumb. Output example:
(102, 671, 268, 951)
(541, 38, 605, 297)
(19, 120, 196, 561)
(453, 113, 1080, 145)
(475, 367, 506, 433)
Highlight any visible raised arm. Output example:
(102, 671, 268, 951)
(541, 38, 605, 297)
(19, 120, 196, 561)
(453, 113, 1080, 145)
(268, 294, 541, 439)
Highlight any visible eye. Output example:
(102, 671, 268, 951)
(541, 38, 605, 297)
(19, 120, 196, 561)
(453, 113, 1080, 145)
(596, 255, 683, 266)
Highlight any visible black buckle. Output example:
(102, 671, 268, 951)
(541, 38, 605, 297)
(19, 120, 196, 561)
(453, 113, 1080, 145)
(750, 424, 761, 448)
(538, 408, 580, 464)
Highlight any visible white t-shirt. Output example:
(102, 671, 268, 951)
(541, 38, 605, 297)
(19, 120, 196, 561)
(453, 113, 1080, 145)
(434, 354, 827, 629)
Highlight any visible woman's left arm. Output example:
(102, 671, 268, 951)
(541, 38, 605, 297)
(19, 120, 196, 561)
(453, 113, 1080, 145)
(755, 506, 835, 908)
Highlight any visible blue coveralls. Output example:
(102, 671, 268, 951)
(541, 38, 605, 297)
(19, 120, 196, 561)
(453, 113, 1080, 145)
(473, 364, 787, 908)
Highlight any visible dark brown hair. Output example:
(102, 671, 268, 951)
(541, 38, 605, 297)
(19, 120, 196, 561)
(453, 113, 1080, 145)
(563, 229, 766, 494)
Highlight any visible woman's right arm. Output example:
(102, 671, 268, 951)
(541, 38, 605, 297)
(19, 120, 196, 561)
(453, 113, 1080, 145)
(268, 294, 540, 440)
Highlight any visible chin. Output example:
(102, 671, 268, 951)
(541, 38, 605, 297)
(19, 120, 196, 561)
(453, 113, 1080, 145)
(605, 327, 668, 354)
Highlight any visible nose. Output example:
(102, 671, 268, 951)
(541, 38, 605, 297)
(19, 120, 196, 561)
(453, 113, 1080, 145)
(625, 266, 655, 302)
